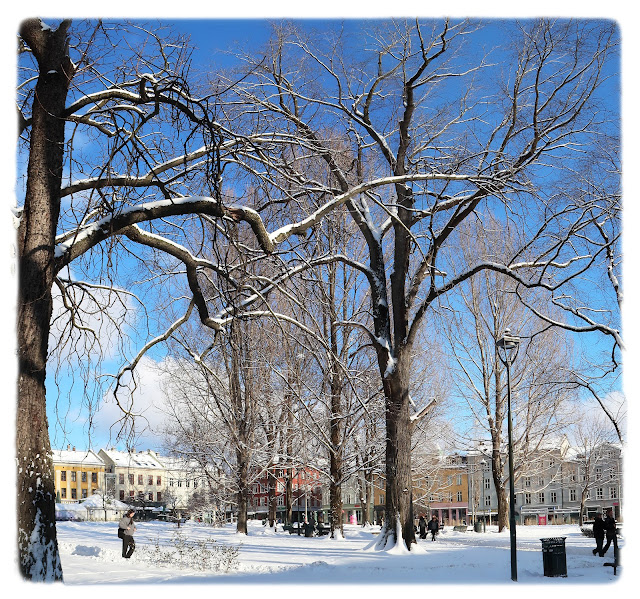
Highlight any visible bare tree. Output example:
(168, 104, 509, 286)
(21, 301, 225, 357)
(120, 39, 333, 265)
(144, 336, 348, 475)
(219, 19, 619, 549)
(438, 217, 576, 530)
(15, 19, 281, 575)
(16, 18, 620, 575)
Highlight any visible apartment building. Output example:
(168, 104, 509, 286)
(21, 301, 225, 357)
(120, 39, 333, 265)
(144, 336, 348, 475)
(160, 455, 209, 511)
(249, 465, 323, 523)
(52, 447, 105, 502)
(98, 448, 165, 507)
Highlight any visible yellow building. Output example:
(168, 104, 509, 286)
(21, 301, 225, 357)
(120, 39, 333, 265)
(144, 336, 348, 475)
(52, 447, 105, 502)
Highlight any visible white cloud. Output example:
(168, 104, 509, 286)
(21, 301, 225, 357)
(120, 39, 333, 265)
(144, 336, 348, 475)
(92, 356, 174, 450)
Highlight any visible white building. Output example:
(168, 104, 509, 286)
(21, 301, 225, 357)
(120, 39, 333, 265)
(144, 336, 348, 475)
(98, 448, 166, 507)
(156, 455, 209, 513)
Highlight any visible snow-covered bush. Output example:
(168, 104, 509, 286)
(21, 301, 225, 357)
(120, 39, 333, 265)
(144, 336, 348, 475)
(139, 529, 239, 572)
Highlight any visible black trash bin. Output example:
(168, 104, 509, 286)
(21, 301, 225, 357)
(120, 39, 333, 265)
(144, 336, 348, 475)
(540, 537, 567, 577)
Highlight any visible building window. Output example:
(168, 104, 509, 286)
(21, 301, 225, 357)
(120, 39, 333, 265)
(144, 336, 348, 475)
(148, 492, 153, 501)
(596, 488, 603, 500)
(178, 480, 182, 488)
(71, 488, 77, 499)
(538, 477, 544, 487)
(570, 472, 576, 482)
(570, 489, 577, 501)
(379, 495, 384, 505)
(128, 474, 134, 485)
(71, 471, 77, 482)
(119, 473, 125, 485)
(119, 490, 125, 501)
(457, 491, 463, 502)
(277, 495, 285, 506)
(595, 467, 602, 480)
(81, 472, 87, 482)
(157, 476, 161, 485)
(609, 487, 618, 499)
(194, 479, 198, 489)
(457, 475, 462, 486)
(186, 480, 190, 488)
(61, 488, 67, 499)
(549, 458, 555, 467)
(538, 492, 545, 503)
(129, 490, 134, 498)
(138, 474, 143, 485)
(60, 470, 66, 482)
(91, 472, 97, 483)
(484, 478, 490, 490)
(138, 491, 144, 499)
(157, 492, 162, 501)
(485, 495, 491, 507)
(524, 477, 531, 487)
(81, 489, 87, 499)
(550, 492, 557, 503)
(148, 475, 153, 485)
(170, 479, 174, 487)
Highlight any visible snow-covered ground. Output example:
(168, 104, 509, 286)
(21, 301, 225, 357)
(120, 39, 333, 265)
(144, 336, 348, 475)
(17, 519, 626, 595)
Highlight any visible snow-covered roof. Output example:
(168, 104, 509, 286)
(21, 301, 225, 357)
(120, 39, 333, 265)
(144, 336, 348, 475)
(99, 448, 165, 470)
(52, 449, 105, 467)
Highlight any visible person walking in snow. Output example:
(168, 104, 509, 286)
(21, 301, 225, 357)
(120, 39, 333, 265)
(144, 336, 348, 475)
(427, 515, 439, 541)
(118, 509, 137, 558)
(592, 512, 605, 556)
(600, 508, 617, 557)
(418, 515, 427, 539)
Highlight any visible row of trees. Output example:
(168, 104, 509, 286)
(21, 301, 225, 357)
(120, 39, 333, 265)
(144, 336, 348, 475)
(16, 18, 621, 579)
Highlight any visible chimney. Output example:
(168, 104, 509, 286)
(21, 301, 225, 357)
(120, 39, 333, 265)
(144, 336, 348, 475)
(67, 444, 70, 451)
(72, 446, 76, 451)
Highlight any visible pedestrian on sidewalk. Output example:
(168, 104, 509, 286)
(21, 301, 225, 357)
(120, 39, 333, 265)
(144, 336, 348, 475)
(427, 515, 439, 541)
(118, 509, 137, 558)
(418, 515, 427, 539)
(592, 512, 605, 556)
(600, 508, 617, 557)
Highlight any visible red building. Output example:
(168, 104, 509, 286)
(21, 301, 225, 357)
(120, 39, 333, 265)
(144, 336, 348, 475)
(249, 465, 323, 523)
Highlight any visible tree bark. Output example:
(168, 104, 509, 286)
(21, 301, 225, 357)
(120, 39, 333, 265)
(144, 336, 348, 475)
(16, 18, 73, 580)
(381, 360, 416, 549)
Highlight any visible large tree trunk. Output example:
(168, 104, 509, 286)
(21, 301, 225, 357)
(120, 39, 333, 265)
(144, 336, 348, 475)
(16, 19, 73, 581)
(491, 446, 509, 531)
(380, 362, 416, 549)
(267, 466, 277, 527)
(328, 446, 343, 537)
(235, 451, 249, 534)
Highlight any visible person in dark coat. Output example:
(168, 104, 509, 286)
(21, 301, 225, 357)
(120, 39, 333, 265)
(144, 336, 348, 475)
(600, 508, 617, 557)
(418, 515, 427, 539)
(592, 513, 605, 556)
(427, 515, 439, 541)
(118, 509, 137, 558)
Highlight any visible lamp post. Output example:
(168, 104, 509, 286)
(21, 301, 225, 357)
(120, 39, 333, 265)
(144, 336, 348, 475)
(496, 328, 520, 582)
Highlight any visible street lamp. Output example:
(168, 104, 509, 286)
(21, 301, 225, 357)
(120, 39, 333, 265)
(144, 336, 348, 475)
(496, 328, 520, 583)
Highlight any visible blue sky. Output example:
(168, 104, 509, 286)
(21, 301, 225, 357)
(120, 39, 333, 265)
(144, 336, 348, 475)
(5, 14, 628, 457)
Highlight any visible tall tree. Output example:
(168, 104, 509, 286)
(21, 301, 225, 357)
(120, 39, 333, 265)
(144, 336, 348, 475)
(16, 19, 275, 577)
(223, 19, 619, 549)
